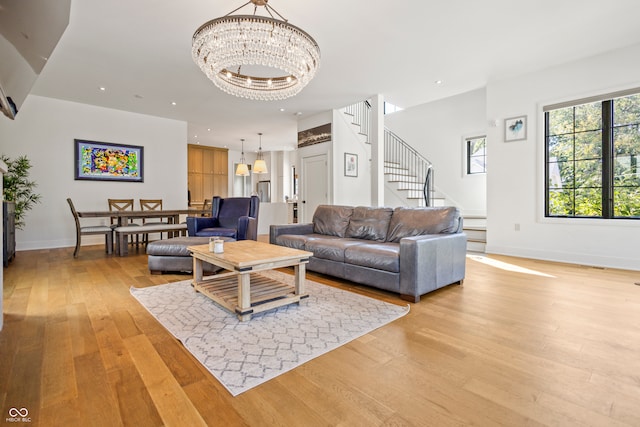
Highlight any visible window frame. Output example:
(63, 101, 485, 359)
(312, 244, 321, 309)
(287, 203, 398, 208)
(465, 135, 487, 176)
(543, 90, 640, 220)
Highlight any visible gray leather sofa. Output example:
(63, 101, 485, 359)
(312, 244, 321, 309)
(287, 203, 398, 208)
(270, 205, 467, 302)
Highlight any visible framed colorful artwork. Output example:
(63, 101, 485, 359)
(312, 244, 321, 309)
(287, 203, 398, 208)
(297, 123, 331, 148)
(74, 139, 144, 182)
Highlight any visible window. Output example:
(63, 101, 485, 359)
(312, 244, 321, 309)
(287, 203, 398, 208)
(383, 102, 403, 115)
(545, 91, 640, 219)
(466, 136, 487, 174)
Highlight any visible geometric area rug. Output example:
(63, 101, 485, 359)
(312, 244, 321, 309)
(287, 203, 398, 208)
(130, 270, 409, 396)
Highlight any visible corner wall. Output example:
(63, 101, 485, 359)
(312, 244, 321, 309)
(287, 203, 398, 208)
(0, 95, 188, 251)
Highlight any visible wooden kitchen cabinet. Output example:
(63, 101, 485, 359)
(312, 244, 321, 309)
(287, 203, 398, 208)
(188, 145, 228, 205)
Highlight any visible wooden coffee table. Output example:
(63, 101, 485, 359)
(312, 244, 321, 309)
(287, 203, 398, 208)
(188, 240, 313, 321)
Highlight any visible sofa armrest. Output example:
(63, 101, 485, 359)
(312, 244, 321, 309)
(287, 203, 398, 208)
(237, 216, 258, 241)
(186, 216, 216, 236)
(399, 233, 467, 302)
(269, 223, 314, 244)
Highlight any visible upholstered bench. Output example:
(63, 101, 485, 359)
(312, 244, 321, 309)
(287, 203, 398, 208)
(115, 223, 188, 256)
(146, 236, 235, 274)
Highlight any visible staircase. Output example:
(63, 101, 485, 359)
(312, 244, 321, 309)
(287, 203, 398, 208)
(343, 101, 435, 207)
(463, 216, 487, 253)
(342, 100, 486, 253)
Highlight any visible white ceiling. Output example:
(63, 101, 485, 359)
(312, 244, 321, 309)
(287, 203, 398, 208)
(30, 0, 640, 152)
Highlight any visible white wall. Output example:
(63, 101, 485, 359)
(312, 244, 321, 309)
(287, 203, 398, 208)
(0, 95, 188, 251)
(485, 43, 640, 271)
(385, 88, 487, 215)
(332, 109, 371, 206)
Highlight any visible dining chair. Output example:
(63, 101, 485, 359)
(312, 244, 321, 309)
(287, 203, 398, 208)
(202, 198, 212, 217)
(67, 198, 113, 257)
(139, 198, 167, 243)
(108, 198, 140, 250)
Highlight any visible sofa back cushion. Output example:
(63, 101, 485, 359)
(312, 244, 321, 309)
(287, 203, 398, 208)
(345, 206, 393, 242)
(386, 206, 461, 242)
(312, 205, 353, 237)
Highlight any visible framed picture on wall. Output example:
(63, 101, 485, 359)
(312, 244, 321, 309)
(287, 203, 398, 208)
(297, 123, 331, 148)
(74, 139, 144, 182)
(344, 153, 358, 177)
(504, 115, 527, 142)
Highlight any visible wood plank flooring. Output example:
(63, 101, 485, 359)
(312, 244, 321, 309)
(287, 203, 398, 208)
(1, 240, 640, 426)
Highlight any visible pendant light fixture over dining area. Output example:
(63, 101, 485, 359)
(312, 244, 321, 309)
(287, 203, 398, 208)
(253, 132, 268, 174)
(235, 138, 249, 176)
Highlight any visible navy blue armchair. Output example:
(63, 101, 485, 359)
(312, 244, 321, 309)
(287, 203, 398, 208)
(186, 196, 259, 240)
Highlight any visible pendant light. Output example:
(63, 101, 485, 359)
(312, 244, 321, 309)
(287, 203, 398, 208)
(253, 133, 268, 174)
(235, 139, 249, 176)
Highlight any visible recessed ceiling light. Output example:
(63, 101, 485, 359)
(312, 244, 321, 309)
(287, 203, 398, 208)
(99, 87, 106, 91)
(171, 101, 177, 106)
(435, 80, 443, 85)
(295, 111, 303, 116)
(280, 108, 285, 112)
(134, 94, 144, 99)
(207, 128, 211, 132)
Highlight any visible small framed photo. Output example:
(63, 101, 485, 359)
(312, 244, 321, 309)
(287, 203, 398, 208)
(344, 153, 358, 177)
(504, 115, 527, 142)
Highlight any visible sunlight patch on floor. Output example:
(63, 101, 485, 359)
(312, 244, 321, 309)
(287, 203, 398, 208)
(467, 254, 556, 278)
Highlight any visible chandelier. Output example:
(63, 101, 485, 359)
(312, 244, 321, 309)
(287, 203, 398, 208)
(192, 0, 321, 101)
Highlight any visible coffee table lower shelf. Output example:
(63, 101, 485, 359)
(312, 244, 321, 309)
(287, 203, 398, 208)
(193, 271, 308, 320)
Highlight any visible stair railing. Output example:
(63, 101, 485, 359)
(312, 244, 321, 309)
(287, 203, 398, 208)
(343, 100, 371, 143)
(384, 129, 434, 207)
(342, 100, 434, 207)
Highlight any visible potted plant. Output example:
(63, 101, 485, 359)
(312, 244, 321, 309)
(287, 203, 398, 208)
(1, 154, 41, 230)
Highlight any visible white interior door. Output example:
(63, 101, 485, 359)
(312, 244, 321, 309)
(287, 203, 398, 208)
(301, 154, 328, 223)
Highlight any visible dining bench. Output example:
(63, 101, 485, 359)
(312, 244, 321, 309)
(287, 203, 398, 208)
(114, 223, 187, 256)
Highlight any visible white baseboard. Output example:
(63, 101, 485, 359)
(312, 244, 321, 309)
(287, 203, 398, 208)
(485, 244, 640, 271)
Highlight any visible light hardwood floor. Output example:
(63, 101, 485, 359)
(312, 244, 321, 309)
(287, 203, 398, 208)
(1, 239, 640, 426)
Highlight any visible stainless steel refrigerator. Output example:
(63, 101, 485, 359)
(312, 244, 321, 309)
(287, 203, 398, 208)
(257, 180, 271, 203)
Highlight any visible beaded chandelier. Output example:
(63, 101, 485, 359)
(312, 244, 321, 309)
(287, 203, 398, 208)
(192, 0, 321, 101)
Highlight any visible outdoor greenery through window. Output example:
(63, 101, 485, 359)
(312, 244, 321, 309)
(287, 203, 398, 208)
(466, 136, 486, 175)
(545, 91, 640, 219)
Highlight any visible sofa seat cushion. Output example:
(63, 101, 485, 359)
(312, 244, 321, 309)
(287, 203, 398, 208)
(305, 238, 366, 263)
(386, 206, 461, 242)
(345, 206, 393, 242)
(312, 205, 354, 237)
(275, 233, 339, 250)
(344, 243, 400, 273)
